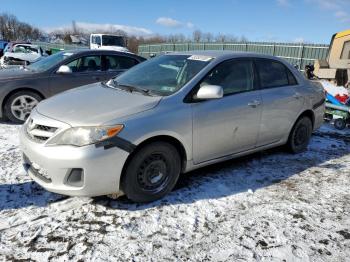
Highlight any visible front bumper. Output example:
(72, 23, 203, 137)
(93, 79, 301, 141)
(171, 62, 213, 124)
(19, 123, 130, 197)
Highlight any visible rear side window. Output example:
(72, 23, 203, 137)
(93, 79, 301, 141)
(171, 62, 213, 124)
(105, 55, 138, 71)
(255, 59, 297, 88)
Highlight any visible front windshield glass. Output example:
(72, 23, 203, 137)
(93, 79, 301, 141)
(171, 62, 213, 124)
(113, 55, 213, 96)
(13, 45, 38, 54)
(26, 51, 74, 72)
(102, 35, 125, 47)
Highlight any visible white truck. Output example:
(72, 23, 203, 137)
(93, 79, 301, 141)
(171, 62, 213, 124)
(90, 34, 129, 52)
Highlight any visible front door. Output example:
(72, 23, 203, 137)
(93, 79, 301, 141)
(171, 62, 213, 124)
(192, 59, 262, 164)
(49, 55, 105, 95)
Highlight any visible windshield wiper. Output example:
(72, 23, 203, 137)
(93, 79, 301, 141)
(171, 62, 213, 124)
(112, 80, 154, 96)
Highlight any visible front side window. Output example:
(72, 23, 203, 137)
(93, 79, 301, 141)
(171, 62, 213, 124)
(13, 45, 38, 54)
(91, 36, 101, 45)
(341, 41, 350, 60)
(95, 36, 101, 45)
(113, 55, 212, 96)
(255, 59, 296, 88)
(105, 55, 138, 71)
(199, 59, 255, 95)
(66, 55, 102, 72)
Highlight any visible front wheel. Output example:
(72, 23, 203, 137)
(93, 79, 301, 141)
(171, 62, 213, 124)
(4, 91, 42, 123)
(287, 116, 313, 153)
(121, 142, 181, 203)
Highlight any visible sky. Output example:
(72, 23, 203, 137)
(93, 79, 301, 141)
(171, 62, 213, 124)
(1, 0, 349, 44)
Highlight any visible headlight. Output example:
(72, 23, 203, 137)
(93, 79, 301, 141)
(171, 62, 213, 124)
(46, 125, 124, 147)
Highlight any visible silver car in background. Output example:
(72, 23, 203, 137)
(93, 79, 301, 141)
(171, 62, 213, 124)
(20, 51, 325, 202)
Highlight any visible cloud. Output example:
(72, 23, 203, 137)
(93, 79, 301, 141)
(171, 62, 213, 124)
(186, 22, 194, 29)
(44, 22, 152, 36)
(306, 0, 350, 23)
(294, 37, 305, 43)
(156, 17, 194, 29)
(156, 17, 182, 28)
(335, 10, 350, 22)
(276, 0, 290, 7)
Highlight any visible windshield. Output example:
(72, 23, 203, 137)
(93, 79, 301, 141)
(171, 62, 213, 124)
(102, 35, 125, 47)
(113, 55, 212, 96)
(13, 45, 38, 54)
(26, 51, 74, 72)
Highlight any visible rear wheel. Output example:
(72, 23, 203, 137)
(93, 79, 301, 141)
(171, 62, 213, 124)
(4, 91, 42, 124)
(287, 116, 313, 153)
(121, 142, 181, 203)
(334, 118, 346, 130)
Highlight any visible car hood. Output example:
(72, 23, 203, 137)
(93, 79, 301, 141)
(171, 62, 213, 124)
(4, 52, 42, 62)
(36, 83, 162, 126)
(0, 68, 36, 80)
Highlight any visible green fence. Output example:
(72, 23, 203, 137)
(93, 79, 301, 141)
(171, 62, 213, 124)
(138, 42, 329, 70)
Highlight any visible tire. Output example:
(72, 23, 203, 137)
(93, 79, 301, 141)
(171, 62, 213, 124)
(4, 91, 42, 124)
(121, 142, 181, 203)
(287, 116, 313, 153)
(334, 118, 346, 130)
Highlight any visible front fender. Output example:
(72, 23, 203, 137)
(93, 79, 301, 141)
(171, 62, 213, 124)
(116, 102, 193, 161)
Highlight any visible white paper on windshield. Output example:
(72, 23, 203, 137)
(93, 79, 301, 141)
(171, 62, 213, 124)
(63, 52, 74, 56)
(187, 55, 213, 62)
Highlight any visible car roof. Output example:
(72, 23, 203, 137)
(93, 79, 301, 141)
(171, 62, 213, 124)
(60, 49, 144, 59)
(13, 44, 39, 48)
(166, 50, 282, 61)
(8, 41, 31, 45)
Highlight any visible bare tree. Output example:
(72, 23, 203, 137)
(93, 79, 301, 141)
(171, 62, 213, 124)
(167, 33, 186, 43)
(240, 35, 248, 43)
(193, 30, 202, 42)
(72, 20, 79, 35)
(0, 13, 42, 41)
(203, 32, 213, 42)
(215, 33, 227, 43)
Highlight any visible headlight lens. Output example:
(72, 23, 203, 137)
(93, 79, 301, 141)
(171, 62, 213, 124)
(47, 125, 124, 147)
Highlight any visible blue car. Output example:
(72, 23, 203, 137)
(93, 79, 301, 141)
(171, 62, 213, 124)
(0, 40, 8, 57)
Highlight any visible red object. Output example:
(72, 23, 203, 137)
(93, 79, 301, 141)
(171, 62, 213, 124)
(335, 94, 349, 104)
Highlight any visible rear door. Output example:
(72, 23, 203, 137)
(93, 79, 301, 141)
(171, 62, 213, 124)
(254, 58, 304, 146)
(49, 55, 105, 94)
(192, 59, 262, 164)
(103, 55, 140, 79)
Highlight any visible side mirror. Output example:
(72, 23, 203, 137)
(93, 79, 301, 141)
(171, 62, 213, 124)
(196, 85, 224, 100)
(56, 65, 72, 74)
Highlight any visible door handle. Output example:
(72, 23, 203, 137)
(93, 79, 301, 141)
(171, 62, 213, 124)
(93, 76, 100, 81)
(248, 100, 261, 108)
(293, 92, 302, 99)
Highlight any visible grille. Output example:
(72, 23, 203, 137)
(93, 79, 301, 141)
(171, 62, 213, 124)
(25, 118, 58, 143)
(36, 125, 57, 133)
(33, 135, 49, 141)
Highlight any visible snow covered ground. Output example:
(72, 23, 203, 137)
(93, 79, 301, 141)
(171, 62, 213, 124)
(0, 122, 350, 261)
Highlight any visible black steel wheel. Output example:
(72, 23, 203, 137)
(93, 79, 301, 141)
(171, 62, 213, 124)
(334, 118, 346, 130)
(287, 116, 312, 153)
(122, 141, 181, 203)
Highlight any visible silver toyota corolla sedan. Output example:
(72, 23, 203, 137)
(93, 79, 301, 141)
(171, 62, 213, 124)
(20, 51, 325, 202)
